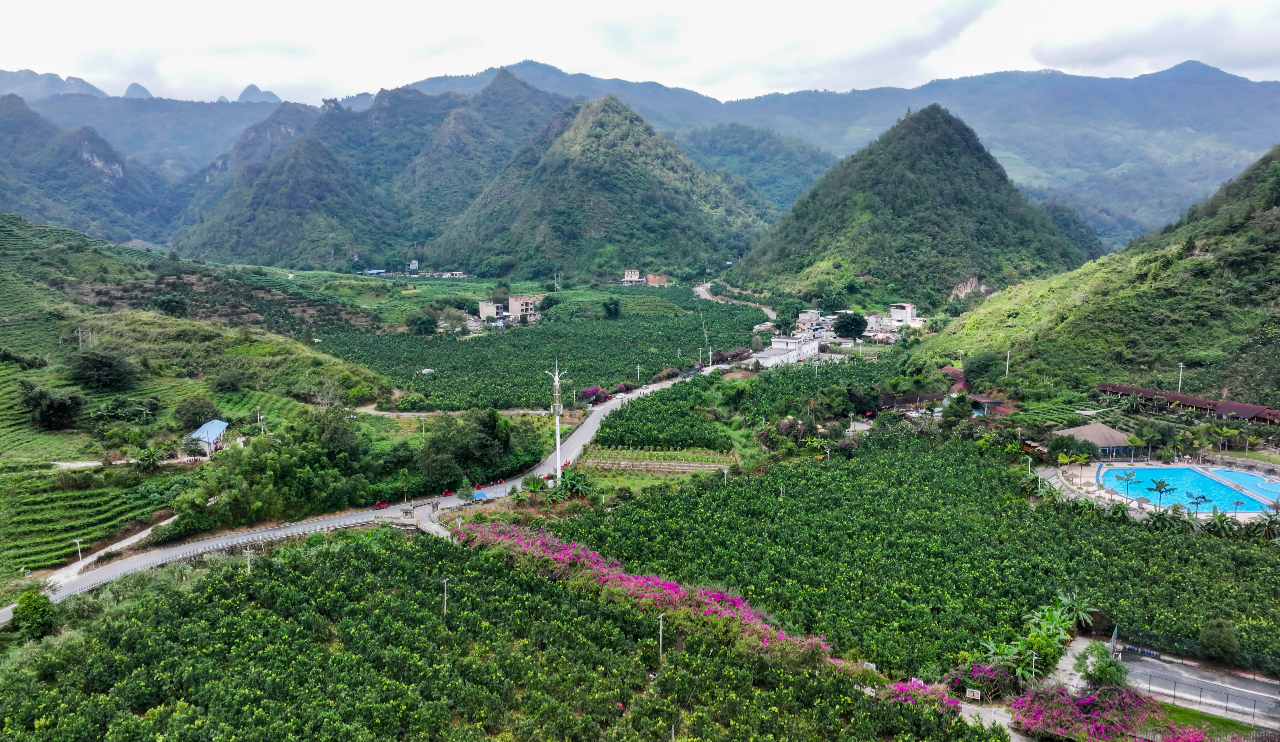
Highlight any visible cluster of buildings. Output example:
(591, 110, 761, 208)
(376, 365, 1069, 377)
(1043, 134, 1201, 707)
(1097, 382, 1280, 425)
(620, 269, 669, 286)
(863, 303, 926, 342)
(747, 303, 928, 368)
(479, 294, 545, 326)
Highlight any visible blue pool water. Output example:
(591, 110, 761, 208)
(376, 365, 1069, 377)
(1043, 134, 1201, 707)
(1099, 467, 1274, 512)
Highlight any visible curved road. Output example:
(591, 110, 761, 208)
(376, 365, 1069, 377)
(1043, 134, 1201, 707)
(0, 370, 709, 625)
(694, 282, 777, 319)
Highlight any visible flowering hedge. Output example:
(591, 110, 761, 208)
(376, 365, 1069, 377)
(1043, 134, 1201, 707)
(1009, 685, 1163, 741)
(944, 662, 1023, 701)
(454, 521, 830, 665)
(882, 681, 963, 717)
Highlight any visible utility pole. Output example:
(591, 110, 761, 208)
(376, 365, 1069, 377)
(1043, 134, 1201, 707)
(1178, 362, 1185, 394)
(443, 578, 449, 616)
(256, 406, 263, 434)
(244, 549, 252, 574)
(421, 417, 426, 443)
(72, 538, 83, 562)
(1005, 350, 1011, 376)
(547, 362, 568, 486)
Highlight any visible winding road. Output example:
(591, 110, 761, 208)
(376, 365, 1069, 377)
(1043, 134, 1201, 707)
(694, 282, 777, 319)
(0, 370, 707, 625)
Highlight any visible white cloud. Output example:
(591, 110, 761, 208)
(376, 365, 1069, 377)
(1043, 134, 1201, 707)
(3, 0, 1280, 103)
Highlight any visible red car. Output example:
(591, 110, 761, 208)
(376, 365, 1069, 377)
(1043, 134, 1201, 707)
(374, 502, 389, 510)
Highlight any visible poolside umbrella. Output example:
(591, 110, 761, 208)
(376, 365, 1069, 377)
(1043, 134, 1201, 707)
(1135, 497, 1150, 508)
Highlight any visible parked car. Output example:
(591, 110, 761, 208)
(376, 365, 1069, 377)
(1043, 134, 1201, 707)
(374, 501, 389, 510)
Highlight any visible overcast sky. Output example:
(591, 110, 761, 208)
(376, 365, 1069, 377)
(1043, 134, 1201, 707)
(6, 0, 1280, 103)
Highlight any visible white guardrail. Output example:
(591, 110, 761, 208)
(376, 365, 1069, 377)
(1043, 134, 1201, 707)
(51, 516, 376, 603)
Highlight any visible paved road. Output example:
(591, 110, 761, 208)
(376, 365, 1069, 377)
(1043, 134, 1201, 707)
(694, 282, 776, 319)
(1, 368, 719, 625)
(414, 371, 711, 523)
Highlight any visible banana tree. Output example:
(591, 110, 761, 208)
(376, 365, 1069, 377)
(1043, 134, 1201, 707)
(1114, 470, 1138, 499)
(1056, 592, 1097, 634)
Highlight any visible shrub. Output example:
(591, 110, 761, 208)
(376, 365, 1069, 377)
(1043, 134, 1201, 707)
(173, 396, 222, 431)
(944, 662, 1022, 701)
(1199, 619, 1239, 660)
(880, 681, 961, 716)
(18, 380, 85, 429)
(68, 350, 139, 391)
(397, 393, 428, 411)
(150, 293, 189, 317)
(1010, 685, 1163, 741)
(211, 369, 246, 393)
(13, 590, 55, 642)
(1074, 642, 1129, 687)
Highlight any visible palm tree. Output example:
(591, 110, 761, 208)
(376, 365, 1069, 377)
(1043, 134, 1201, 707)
(1056, 591, 1098, 634)
(1246, 436, 1262, 458)
(1074, 453, 1091, 483)
(1146, 479, 1176, 510)
(1187, 492, 1211, 517)
(132, 444, 164, 473)
(1126, 435, 1143, 463)
(1140, 427, 1159, 461)
(1233, 500, 1245, 518)
(1115, 470, 1138, 498)
(1216, 426, 1236, 453)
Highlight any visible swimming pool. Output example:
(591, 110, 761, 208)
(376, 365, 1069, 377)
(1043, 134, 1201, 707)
(1098, 467, 1276, 513)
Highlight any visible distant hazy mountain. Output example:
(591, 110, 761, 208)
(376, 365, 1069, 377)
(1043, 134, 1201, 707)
(237, 85, 283, 104)
(0, 69, 105, 100)
(29, 96, 279, 179)
(727, 105, 1085, 309)
(405, 60, 1280, 230)
(432, 95, 776, 279)
(123, 83, 154, 99)
(672, 124, 836, 208)
(0, 94, 170, 242)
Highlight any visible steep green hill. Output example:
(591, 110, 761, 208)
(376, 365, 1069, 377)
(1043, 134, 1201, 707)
(432, 95, 777, 280)
(916, 143, 1280, 407)
(172, 71, 576, 270)
(727, 105, 1086, 309)
(674, 123, 836, 207)
(0, 95, 170, 242)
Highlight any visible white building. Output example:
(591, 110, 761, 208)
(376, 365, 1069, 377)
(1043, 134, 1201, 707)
(751, 335, 820, 368)
(406, 259, 418, 272)
(507, 294, 543, 322)
(889, 303, 917, 322)
(621, 269, 645, 286)
(796, 309, 821, 331)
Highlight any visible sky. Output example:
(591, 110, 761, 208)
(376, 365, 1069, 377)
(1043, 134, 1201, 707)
(6, 0, 1280, 103)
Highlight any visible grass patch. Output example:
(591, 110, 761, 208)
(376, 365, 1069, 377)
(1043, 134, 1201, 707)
(1153, 702, 1256, 736)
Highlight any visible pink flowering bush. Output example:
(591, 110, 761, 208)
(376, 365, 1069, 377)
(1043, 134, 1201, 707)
(1009, 685, 1163, 741)
(880, 681, 962, 717)
(455, 522, 832, 667)
(943, 662, 1023, 701)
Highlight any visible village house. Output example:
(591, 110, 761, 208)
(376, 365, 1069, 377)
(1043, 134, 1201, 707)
(621, 269, 645, 286)
(507, 294, 544, 322)
(751, 335, 820, 368)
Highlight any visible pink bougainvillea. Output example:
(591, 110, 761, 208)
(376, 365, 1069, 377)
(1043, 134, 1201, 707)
(881, 681, 962, 716)
(1009, 685, 1164, 741)
(454, 522, 829, 655)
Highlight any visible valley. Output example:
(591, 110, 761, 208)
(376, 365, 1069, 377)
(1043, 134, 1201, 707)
(1, 52, 1279, 742)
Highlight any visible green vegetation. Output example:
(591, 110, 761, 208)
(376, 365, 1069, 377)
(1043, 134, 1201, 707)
(596, 377, 734, 451)
(0, 95, 170, 242)
(321, 287, 766, 409)
(555, 432, 1280, 675)
(916, 141, 1280, 408)
(675, 123, 837, 208)
(727, 105, 1087, 310)
(431, 94, 776, 281)
(0, 529, 1008, 742)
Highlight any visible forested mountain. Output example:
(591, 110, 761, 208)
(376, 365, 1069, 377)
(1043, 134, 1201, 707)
(28, 95, 279, 179)
(918, 141, 1280, 407)
(0, 95, 170, 242)
(726, 105, 1085, 309)
(673, 124, 836, 208)
(405, 60, 1280, 229)
(170, 70, 582, 270)
(0, 69, 105, 100)
(431, 95, 776, 279)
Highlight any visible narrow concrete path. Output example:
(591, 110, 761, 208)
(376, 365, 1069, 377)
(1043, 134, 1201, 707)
(694, 283, 776, 319)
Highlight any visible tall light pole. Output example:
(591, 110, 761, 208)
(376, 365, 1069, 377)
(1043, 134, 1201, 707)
(1177, 362, 1185, 394)
(72, 538, 83, 562)
(244, 549, 252, 574)
(443, 578, 449, 616)
(421, 417, 426, 443)
(547, 362, 568, 485)
(256, 406, 263, 434)
(1005, 350, 1011, 376)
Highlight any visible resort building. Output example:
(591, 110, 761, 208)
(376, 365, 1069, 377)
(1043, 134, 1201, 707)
(1097, 383, 1280, 425)
(1053, 423, 1134, 458)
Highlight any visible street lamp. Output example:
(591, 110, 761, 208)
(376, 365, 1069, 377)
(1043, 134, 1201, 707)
(722, 468, 728, 484)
